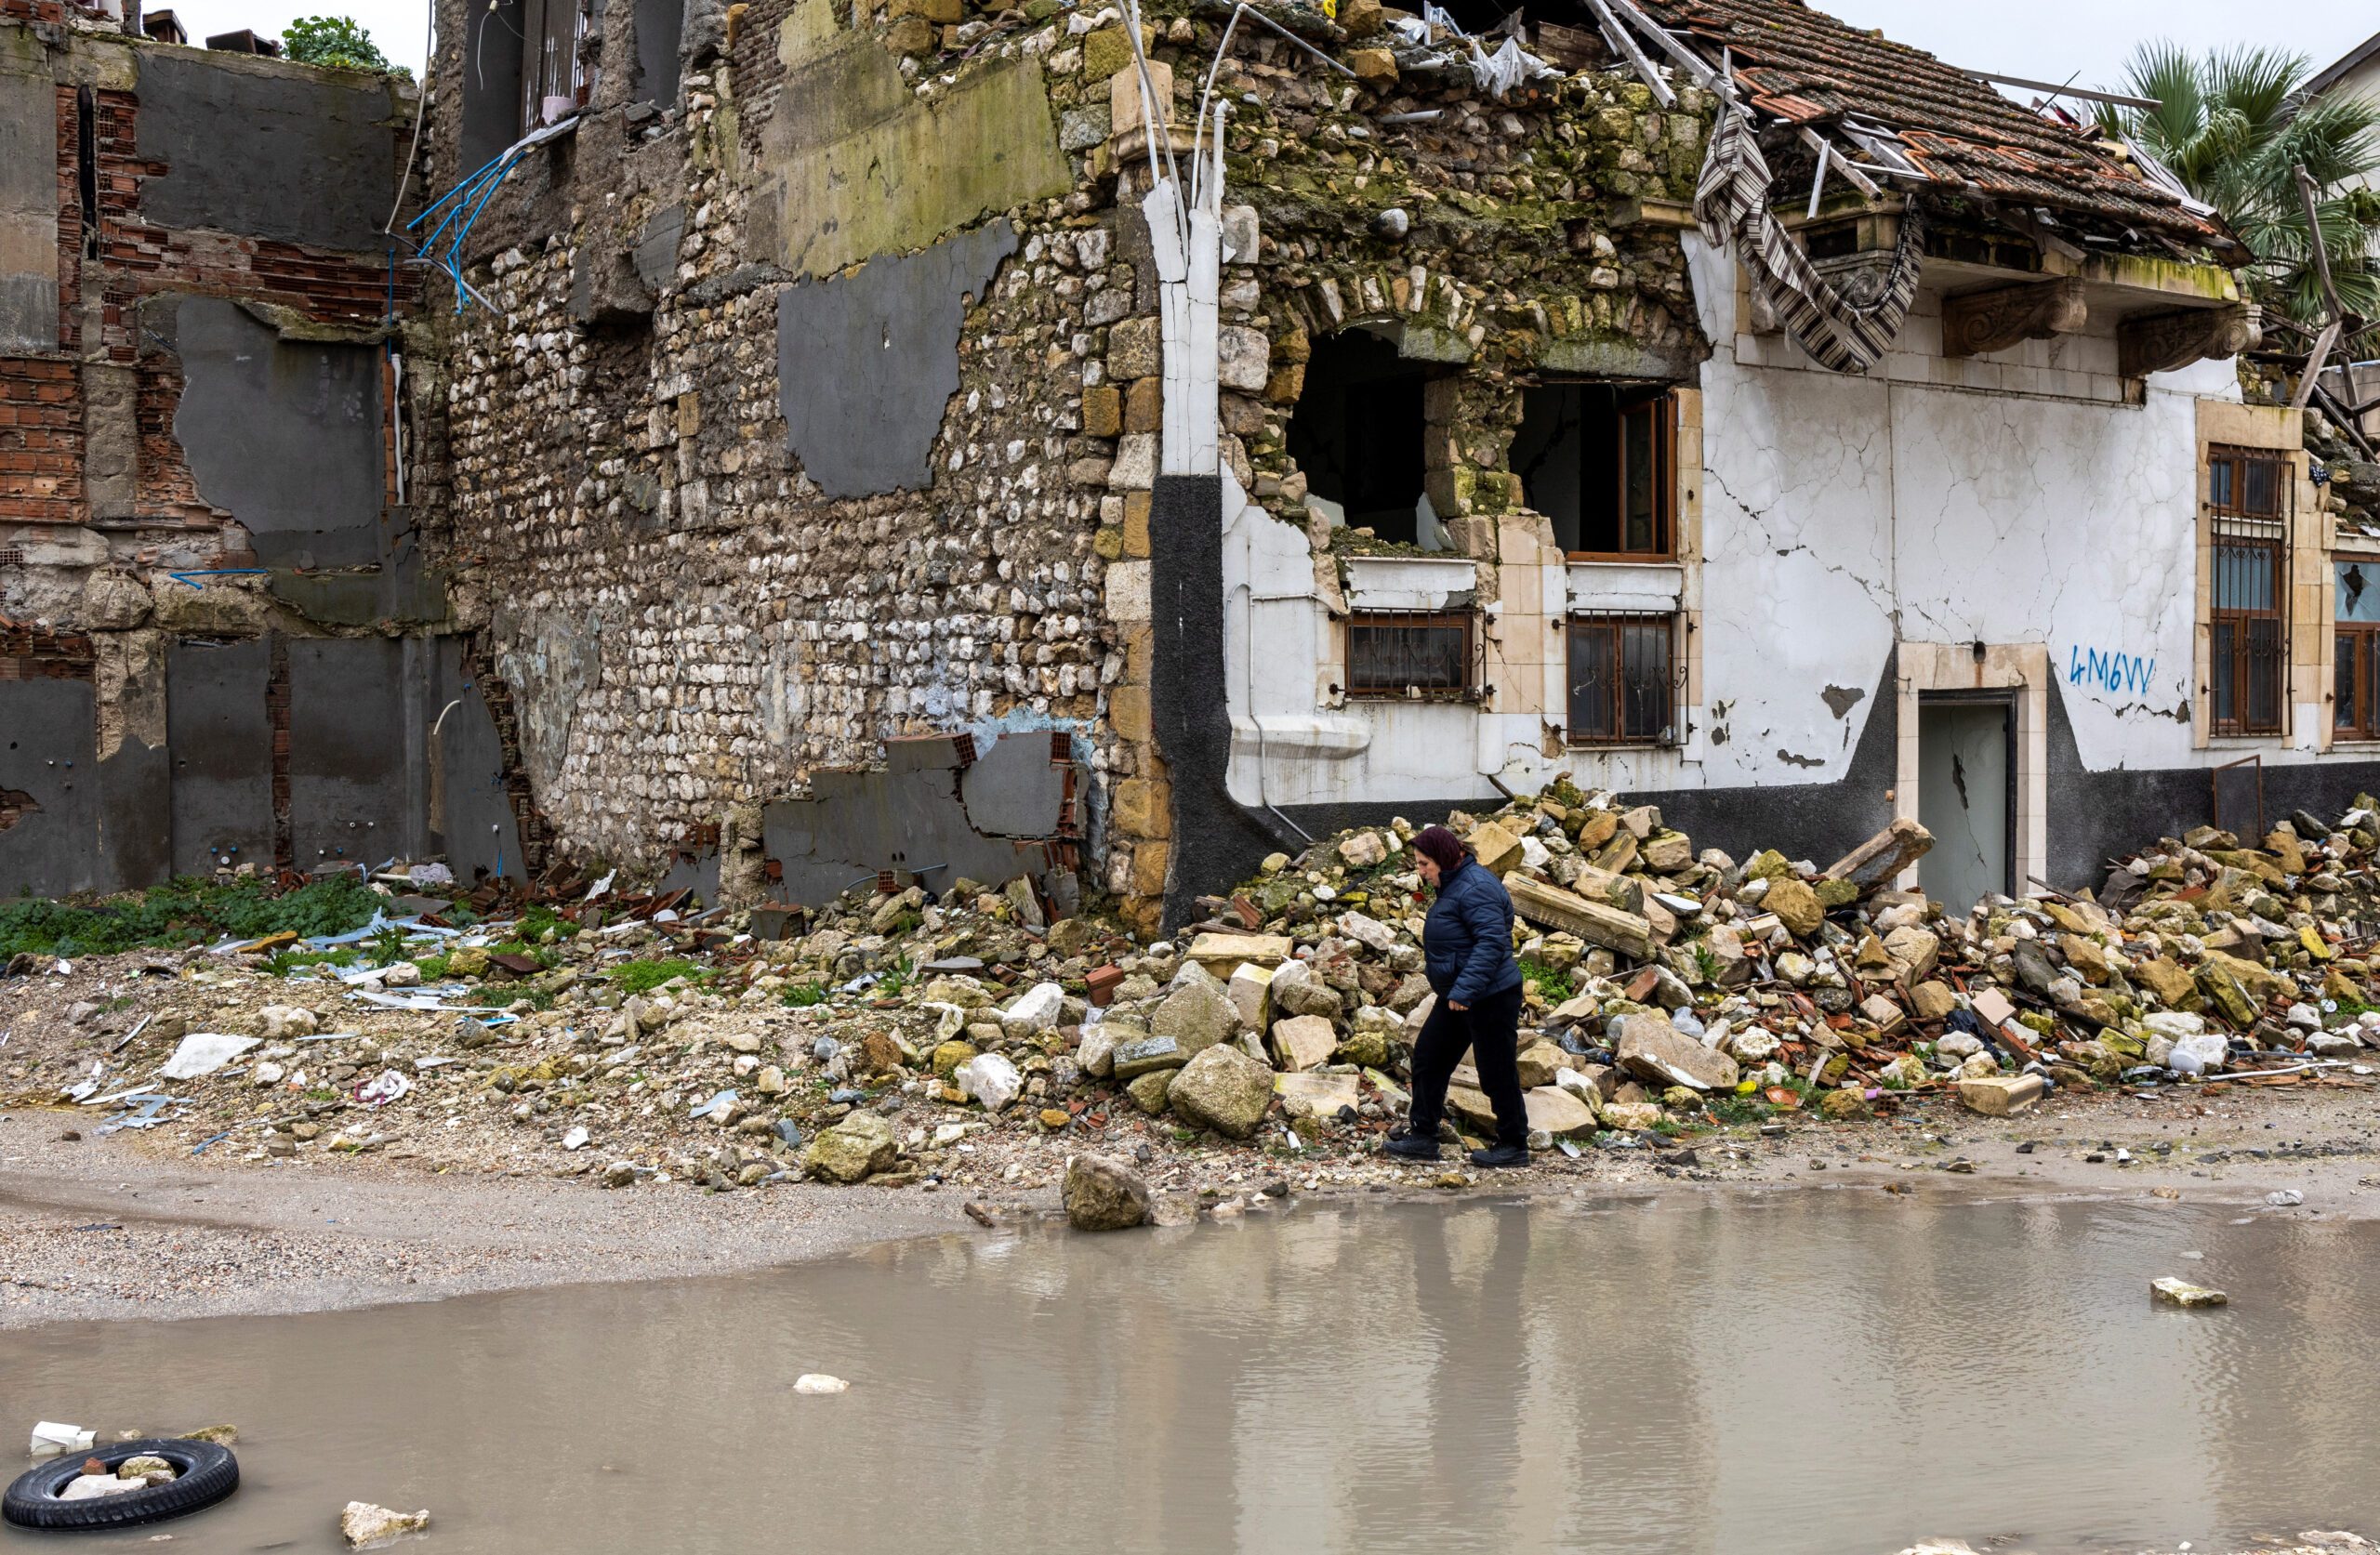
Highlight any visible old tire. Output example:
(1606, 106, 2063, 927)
(3, 1439, 238, 1530)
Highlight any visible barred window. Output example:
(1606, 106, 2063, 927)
(1568, 613, 1680, 745)
(1345, 611, 1475, 701)
(2206, 446, 2291, 738)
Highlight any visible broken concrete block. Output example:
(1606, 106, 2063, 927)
(1508, 875, 1652, 960)
(1824, 817, 1935, 895)
(1268, 1013, 1337, 1073)
(1464, 820, 1524, 876)
(1955, 1074, 2045, 1116)
(1226, 961, 1274, 1032)
(1613, 1012, 1738, 1091)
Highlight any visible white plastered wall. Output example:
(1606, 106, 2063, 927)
(1222, 231, 2351, 824)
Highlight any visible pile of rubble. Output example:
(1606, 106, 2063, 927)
(9, 781, 2380, 1191)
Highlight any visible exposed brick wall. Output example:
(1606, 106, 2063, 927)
(132, 356, 227, 527)
(0, 359, 85, 523)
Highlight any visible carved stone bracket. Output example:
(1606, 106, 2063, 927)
(2118, 304, 2258, 379)
(1942, 278, 2087, 358)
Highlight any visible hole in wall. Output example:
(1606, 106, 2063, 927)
(1286, 329, 1433, 546)
(1512, 381, 1673, 558)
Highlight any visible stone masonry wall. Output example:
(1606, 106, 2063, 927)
(422, 0, 1703, 929)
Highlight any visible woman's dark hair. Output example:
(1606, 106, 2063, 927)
(1412, 825, 1466, 873)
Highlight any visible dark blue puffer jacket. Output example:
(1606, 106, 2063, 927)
(1421, 855, 1524, 1007)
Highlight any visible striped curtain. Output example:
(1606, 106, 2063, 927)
(1693, 103, 1925, 375)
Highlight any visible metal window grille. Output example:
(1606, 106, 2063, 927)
(2207, 445, 2292, 737)
(1344, 611, 1477, 702)
(520, 0, 590, 133)
(1567, 612, 1682, 746)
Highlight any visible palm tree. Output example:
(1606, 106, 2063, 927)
(2094, 42, 2380, 327)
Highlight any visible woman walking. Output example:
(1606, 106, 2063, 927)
(1386, 824, 1530, 1167)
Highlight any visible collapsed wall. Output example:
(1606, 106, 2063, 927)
(419, 0, 1707, 929)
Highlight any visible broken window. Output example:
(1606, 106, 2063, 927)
(2207, 445, 2290, 738)
(1344, 610, 1475, 702)
(1511, 384, 1674, 559)
(2337, 561, 2380, 740)
(1287, 330, 1433, 546)
(520, 0, 593, 131)
(1567, 612, 1679, 745)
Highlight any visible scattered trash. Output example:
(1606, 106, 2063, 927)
(157, 1034, 258, 1081)
(2268, 1189, 2307, 1207)
(3, 1440, 238, 1530)
(29, 1423, 94, 1459)
(792, 1375, 850, 1395)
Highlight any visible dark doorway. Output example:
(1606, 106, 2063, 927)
(1286, 330, 1430, 544)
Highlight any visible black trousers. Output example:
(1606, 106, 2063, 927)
(1406, 982, 1528, 1148)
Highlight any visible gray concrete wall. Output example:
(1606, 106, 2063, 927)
(0, 25, 58, 355)
(165, 637, 274, 876)
(0, 679, 103, 898)
(134, 50, 400, 253)
(433, 639, 526, 882)
(287, 638, 418, 873)
(762, 730, 1079, 904)
(163, 297, 387, 568)
(774, 219, 1015, 497)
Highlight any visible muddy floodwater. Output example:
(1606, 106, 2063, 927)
(5, 1190, 2377, 1554)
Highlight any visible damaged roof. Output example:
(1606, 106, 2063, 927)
(1633, 0, 2242, 257)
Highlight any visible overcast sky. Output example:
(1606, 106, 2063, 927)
(150, 0, 2375, 98)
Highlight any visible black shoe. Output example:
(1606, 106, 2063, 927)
(1469, 1143, 1528, 1168)
(1384, 1131, 1442, 1161)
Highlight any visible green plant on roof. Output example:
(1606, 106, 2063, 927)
(280, 15, 405, 75)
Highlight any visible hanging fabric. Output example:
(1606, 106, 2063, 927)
(1693, 101, 1925, 375)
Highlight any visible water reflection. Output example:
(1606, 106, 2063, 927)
(2, 1193, 2373, 1555)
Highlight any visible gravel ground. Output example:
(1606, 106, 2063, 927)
(6, 1072, 2379, 1328)
(7, 940, 2380, 1329)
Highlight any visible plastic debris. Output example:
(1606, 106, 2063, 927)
(30, 1422, 95, 1458)
(158, 1033, 259, 1080)
(793, 1374, 850, 1394)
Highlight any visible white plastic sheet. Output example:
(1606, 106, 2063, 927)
(158, 1033, 259, 1079)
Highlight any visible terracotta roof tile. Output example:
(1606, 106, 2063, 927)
(1634, 0, 2237, 254)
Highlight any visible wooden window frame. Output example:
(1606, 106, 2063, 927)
(1342, 610, 1479, 703)
(2206, 444, 2291, 739)
(2337, 625, 2380, 741)
(1566, 611, 1682, 747)
(1567, 389, 1676, 564)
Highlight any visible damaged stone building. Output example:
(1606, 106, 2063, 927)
(0, 0, 531, 895)
(3, 0, 2371, 929)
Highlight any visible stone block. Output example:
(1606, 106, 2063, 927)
(1508, 875, 1652, 960)
(1613, 1012, 1738, 1091)
(1081, 384, 1122, 438)
(1269, 1013, 1337, 1072)
(1348, 46, 1397, 81)
(1130, 838, 1170, 896)
(1955, 1074, 2045, 1116)
(1465, 819, 1524, 876)
(1124, 376, 1163, 432)
(1109, 683, 1152, 741)
(1109, 316, 1162, 379)
(1112, 775, 1170, 838)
